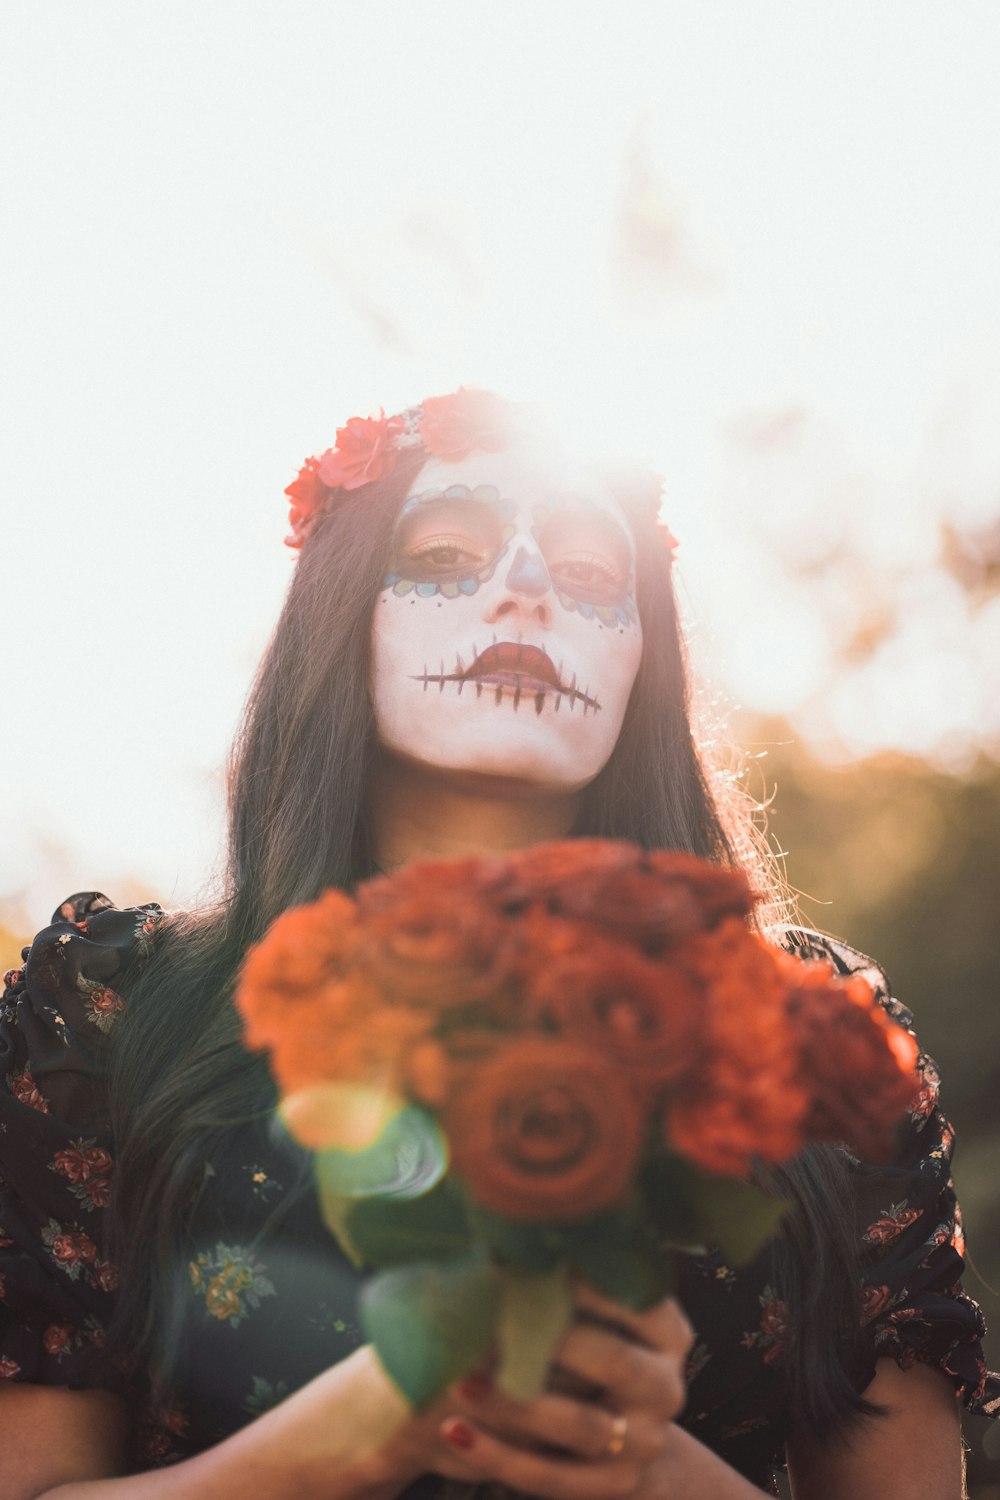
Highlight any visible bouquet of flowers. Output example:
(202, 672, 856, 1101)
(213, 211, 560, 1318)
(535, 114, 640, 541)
(235, 841, 919, 1408)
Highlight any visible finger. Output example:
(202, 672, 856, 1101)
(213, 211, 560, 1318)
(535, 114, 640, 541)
(439, 1414, 645, 1500)
(554, 1322, 687, 1420)
(450, 1378, 666, 1465)
(573, 1283, 694, 1356)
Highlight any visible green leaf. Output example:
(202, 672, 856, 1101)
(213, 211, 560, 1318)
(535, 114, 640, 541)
(468, 1205, 568, 1271)
(314, 1104, 452, 1266)
(690, 1173, 787, 1265)
(639, 1150, 706, 1248)
(361, 1248, 500, 1410)
(328, 1175, 474, 1268)
(314, 1103, 448, 1199)
(494, 1263, 575, 1401)
(567, 1240, 675, 1309)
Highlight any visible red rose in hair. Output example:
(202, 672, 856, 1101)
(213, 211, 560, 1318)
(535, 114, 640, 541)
(445, 1038, 643, 1221)
(284, 455, 327, 548)
(419, 388, 514, 459)
(318, 412, 405, 491)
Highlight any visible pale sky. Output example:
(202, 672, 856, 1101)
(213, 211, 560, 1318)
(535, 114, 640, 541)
(3, 1, 999, 919)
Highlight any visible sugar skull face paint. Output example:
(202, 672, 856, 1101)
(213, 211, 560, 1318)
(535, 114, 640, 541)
(371, 443, 644, 791)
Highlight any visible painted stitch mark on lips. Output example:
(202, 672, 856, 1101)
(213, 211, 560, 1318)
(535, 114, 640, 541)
(414, 641, 601, 714)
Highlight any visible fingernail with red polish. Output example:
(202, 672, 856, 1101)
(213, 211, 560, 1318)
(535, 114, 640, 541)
(457, 1371, 492, 1402)
(442, 1417, 477, 1451)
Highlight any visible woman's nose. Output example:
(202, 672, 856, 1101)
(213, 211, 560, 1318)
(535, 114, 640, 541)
(484, 544, 554, 625)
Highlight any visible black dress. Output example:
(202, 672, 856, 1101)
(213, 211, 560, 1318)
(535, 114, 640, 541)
(2, 893, 998, 1494)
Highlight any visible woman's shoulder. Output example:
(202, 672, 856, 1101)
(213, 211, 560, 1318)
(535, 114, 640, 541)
(772, 924, 914, 1028)
(2, 892, 165, 1126)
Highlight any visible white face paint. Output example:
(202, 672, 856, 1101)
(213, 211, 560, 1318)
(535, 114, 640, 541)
(370, 443, 644, 791)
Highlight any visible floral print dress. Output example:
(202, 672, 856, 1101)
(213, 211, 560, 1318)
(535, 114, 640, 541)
(1, 894, 997, 1494)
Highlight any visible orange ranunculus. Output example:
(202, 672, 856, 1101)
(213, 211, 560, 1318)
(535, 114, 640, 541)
(526, 938, 704, 1090)
(419, 388, 515, 460)
(664, 921, 808, 1176)
(317, 412, 405, 491)
(781, 961, 920, 1162)
(444, 1038, 644, 1221)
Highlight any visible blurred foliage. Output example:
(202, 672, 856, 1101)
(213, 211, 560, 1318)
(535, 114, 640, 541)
(742, 716, 1000, 1489)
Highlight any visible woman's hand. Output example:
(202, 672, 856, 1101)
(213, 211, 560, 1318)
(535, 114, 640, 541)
(376, 1281, 695, 1499)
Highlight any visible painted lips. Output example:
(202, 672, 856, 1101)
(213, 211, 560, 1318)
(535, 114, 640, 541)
(413, 641, 601, 714)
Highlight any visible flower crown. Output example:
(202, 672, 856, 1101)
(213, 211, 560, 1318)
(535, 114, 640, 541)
(283, 386, 678, 563)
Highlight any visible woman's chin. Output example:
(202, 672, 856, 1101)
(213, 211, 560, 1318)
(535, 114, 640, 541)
(377, 729, 612, 795)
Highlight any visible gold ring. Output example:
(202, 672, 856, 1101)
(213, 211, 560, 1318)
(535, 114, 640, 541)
(605, 1414, 628, 1458)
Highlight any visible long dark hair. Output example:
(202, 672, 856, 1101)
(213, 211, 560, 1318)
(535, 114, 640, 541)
(106, 443, 870, 1439)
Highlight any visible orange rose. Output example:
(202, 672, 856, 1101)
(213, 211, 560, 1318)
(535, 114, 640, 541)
(419, 388, 514, 459)
(527, 939, 703, 1090)
(445, 1038, 644, 1221)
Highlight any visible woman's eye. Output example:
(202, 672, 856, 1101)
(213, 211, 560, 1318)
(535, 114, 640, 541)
(552, 554, 623, 591)
(407, 539, 483, 570)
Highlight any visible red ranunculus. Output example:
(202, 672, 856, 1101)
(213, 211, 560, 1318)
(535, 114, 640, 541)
(419, 388, 514, 460)
(318, 412, 404, 492)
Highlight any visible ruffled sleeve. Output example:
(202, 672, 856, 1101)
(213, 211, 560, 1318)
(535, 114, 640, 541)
(0, 892, 162, 1391)
(783, 927, 1000, 1418)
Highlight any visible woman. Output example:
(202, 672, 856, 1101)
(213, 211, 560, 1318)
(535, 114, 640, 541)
(1, 388, 994, 1497)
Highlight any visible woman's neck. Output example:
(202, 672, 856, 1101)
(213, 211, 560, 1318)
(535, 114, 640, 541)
(368, 755, 580, 871)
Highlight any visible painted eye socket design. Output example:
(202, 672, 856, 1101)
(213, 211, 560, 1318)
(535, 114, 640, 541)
(406, 537, 488, 572)
(549, 551, 625, 594)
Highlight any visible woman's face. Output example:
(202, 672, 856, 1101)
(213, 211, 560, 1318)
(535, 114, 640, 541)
(370, 441, 644, 791)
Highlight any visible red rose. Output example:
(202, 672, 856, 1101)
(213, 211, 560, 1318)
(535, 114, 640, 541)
(445, 1038, 644, 1221)
(865, 1209, 919, 1246)
(51, 1235, 80, 1265)
(526, 938, 703, 1090)
(43, 1323, 71, 1355)
(92, 1259, 119, 1292)
(318, 413, 404, 491)
(861, 1284, 891, 1322)
(53, 1144, 113, 1185)
(783, 965, 920, 1161)
(419, 388, 514, 459)
(89, 987, 126, 1017)
(10, 1067, 49, 1113)
(0, 1356, 21, 1378)
(499, 839, 636, 905)
(284, 454, 327, 547)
